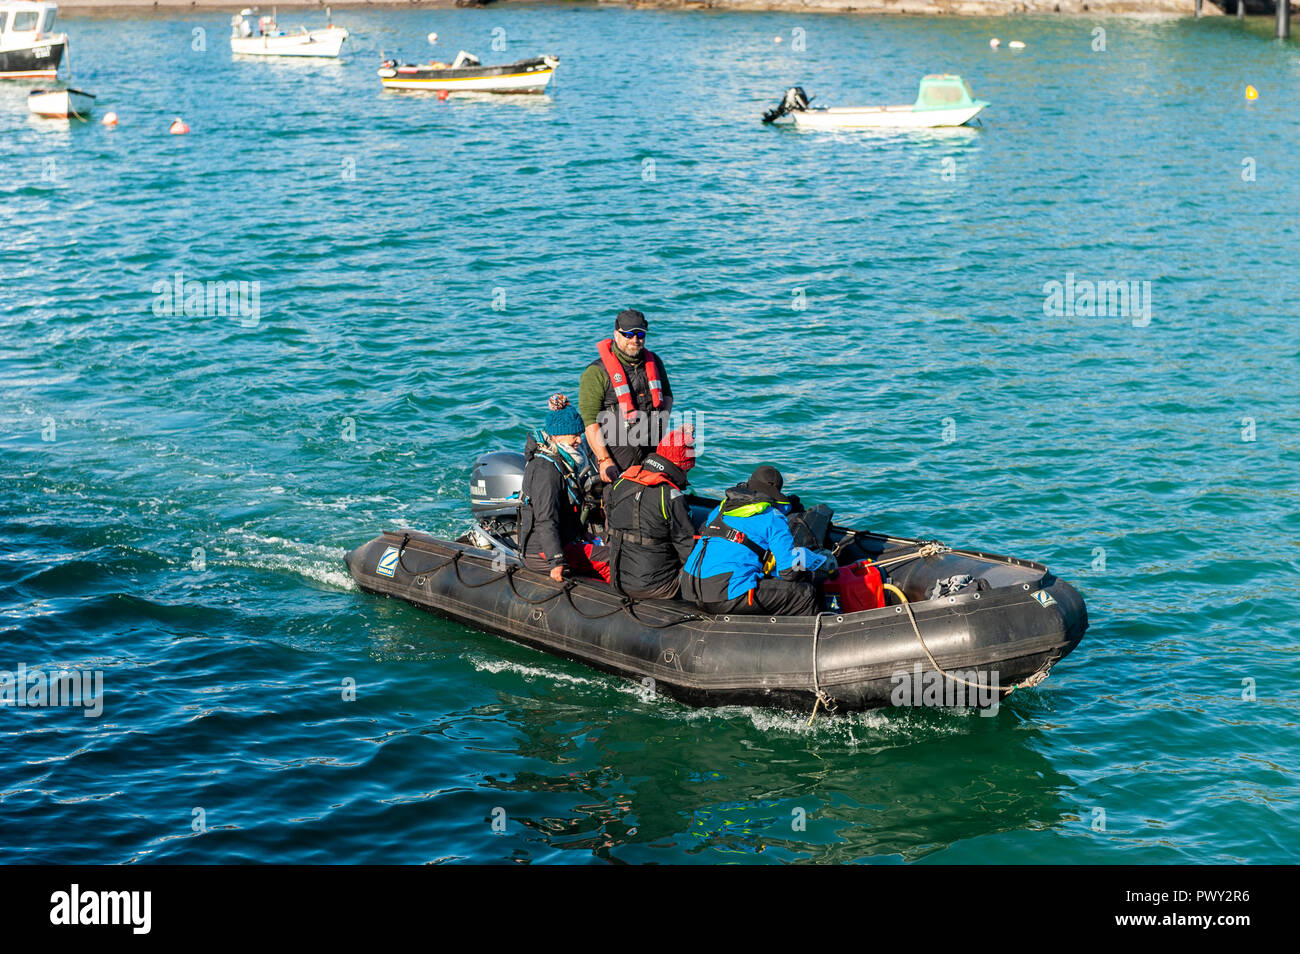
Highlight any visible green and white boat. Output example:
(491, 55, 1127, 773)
(763, 74, 989, 129)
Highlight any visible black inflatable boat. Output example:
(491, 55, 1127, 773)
(344, 454, 1088, 714)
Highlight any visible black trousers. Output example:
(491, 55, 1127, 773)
(698, 578, 818, 617)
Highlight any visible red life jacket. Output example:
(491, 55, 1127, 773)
(597, 338, 664, 421)
(618, 464, 678, 490)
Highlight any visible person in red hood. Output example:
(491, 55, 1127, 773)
(603, 426, 698, 599)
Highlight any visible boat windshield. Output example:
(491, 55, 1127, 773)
(41, 6, 56, 32)
(12, 10, 38, 31)
(915, 78, 973, 110)
(0, 12, 8, 33)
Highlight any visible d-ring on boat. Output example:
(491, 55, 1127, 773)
(344, 452, 1088, 714)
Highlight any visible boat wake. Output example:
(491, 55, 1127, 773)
(219, 529, 356, 591)
(464, 653, 978, 739)
(466, 654, 607, 689)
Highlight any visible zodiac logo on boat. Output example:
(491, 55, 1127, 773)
(376, 547, 400, 578)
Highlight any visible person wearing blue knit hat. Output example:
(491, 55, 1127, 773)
(545, 404, 584, 441)
(519, 395, 610, 583)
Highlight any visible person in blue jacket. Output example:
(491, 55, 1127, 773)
(679, 465, 818, 616)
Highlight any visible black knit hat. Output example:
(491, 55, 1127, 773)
(615, 309, 648, 332)
(746, 465, 789, 505)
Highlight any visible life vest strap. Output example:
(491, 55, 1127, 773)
(700, 516, 769, 563)
(597, 338, 664, 421)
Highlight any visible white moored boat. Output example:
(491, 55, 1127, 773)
(763, 75, 989, 130)
(230, 8, 347, 58)
(0, 1, 67, 79)
(27, 84, 92, 118)
(378, 50, 558, 94)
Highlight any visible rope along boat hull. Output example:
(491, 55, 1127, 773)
(344, 515, 1087, 713)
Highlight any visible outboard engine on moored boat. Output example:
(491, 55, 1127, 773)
(762, 86, 811, 124)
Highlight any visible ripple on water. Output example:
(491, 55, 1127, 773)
(0, 9, 1297, 864)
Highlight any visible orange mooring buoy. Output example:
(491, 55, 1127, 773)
(101, 111, 118, 127)
(169, 117, 190, 135)
(1245, 85, 1258, 101)
(437, 90, 449, 101)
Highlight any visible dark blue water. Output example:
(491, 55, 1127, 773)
(1, 8, 1297, 863)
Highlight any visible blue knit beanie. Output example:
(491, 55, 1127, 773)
(544, 405, 584, 437)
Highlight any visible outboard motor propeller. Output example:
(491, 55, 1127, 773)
(762, 86, 811, 124)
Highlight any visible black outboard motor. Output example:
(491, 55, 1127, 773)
(762, 86, 811, 124)
(470, 451, 526, 539)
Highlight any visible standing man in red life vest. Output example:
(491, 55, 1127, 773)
(578, 309, 673, 483)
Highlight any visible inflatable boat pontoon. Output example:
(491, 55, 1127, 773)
(344, 454, 1088, 715)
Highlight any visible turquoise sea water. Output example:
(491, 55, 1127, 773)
(2, 8, 1298, 864)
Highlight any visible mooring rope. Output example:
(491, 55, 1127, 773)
(806, 541, 952, 721)
(832, 532, 948, 563)
(882, 582, 1051, 696)
(868, 541, 949, 569)
(807, 612, 836, 725)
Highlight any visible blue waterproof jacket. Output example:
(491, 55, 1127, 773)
(681, 486, 803, 600)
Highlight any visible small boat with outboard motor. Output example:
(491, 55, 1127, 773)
(377, 49, 559, 94)
(0, 1, 66, 79)
(763, 74, 989, 129)
(345, 451, 1088, 715)
(230, 8, 348, 58)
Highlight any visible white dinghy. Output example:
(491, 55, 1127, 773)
(764, 75, 989, 130)
(230, 8, 347, 58)
(27, 84, 93, 118)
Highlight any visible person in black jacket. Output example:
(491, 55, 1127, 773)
(519, 400, 607, 583)
(604, 427, 698, 599)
